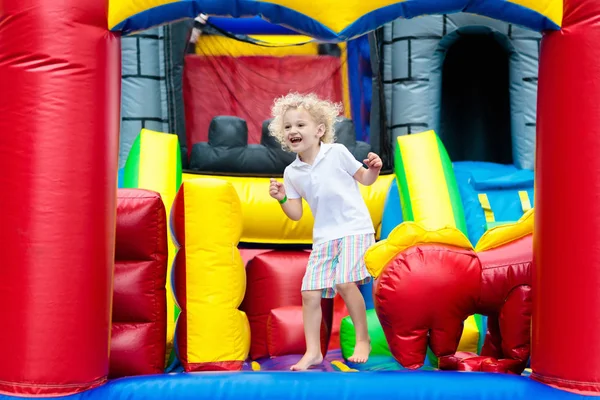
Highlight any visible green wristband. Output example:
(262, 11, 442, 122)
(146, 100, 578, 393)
(278, 195, 287, 204)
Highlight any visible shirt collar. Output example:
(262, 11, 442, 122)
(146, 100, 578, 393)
(291, 143, 333, 168)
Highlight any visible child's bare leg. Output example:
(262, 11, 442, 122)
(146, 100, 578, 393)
(291, 290, 324, 371)
(336, 283, 371, 363)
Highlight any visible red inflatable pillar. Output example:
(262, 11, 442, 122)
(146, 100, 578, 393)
(533, 0, 600, 394)
(0, 0, 120, 396)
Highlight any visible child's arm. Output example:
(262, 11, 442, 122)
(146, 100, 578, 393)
(280, 198, 303, 221)
(269, 178, 303, 221)
(354, 152, 383, 186)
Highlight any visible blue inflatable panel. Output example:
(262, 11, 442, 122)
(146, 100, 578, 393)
(454, 164, 490, 244)
(380, 177, 403, 240)
(0, 371, 589, 400)
(484, 188, 534, 222)
(453, 162, 534, 245)
(346, 34, 373, 142)
(208, 16, 297, 35)
(359, 280, 374, 310)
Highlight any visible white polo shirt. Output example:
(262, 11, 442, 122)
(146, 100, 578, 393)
(283, 142, 375, 245)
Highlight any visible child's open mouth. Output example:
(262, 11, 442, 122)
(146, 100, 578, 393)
(290, 137, 302, 144)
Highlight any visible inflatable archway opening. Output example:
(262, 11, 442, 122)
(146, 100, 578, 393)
(4, 0, 600, 398)
(436, 28, 516, 166)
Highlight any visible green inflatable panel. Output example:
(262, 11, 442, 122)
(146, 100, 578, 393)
(340, 309, 391, 359)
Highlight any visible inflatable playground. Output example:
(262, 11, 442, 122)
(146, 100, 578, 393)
(1, 0, 599, 399)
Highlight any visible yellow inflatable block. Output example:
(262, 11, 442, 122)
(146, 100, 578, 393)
(508, 0, 562, 27)
(475, 208, 534, 252)
(458, 315, 481, 354)
(186, 307, 250, 364)
(109, 0, 178, 32)
(172, 178, 250, 370)
(365, 209, 535, 278)
(181, 173, 394, 245)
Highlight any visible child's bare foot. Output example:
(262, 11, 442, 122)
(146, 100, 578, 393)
(290, 352, 323, 371)
(348, 340, 371, 363)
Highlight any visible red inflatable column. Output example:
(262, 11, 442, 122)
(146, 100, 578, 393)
(533, 0, 600, 394)
(0, 0, 120, 396)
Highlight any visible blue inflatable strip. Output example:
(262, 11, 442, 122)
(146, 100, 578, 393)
(113, 0, 338, 41)
(117, 167, 124, 188)
(346, 38, 364, 140)
(339, 0, 465, 40)
(346, 34, 373, 142)
(340, 0, 558, 40)
(380, 177, 403, 240)
(0, 371, 590, 400)
(359, 280, 375, 310)
(453, 161, 519, 177)
(455, 175, 486, 245)
(359, 36, 373, 142)
(208, 16, 298, 35)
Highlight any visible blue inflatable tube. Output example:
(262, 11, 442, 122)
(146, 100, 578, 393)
(0, 371, 589, 400)
(208, 16, 297, 35)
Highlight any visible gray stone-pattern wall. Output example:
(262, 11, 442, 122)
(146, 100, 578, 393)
(381, 14, 541, 170)
(119, 21, 193, 169)
(119, 27, 169, 168)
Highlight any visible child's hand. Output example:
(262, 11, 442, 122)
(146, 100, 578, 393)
(269, 178, 286, 201)
(364, 152, 383, 170)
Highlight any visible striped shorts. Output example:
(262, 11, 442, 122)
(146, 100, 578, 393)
(302, 234, 376, 299)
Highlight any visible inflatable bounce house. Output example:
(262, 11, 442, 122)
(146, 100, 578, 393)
(1, 0, 599, 399)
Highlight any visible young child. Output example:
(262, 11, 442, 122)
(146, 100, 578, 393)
(267, 92, 382, 371)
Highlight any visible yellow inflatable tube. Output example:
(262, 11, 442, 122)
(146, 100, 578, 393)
(172, 178, 250, 371)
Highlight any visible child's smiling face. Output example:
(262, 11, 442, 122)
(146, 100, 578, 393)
(283, 107, 325, 154)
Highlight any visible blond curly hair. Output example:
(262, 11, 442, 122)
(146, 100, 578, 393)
(268, 92, 343, 151)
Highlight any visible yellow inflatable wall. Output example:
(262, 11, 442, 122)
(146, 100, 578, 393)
(181, 173, 394, 244)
